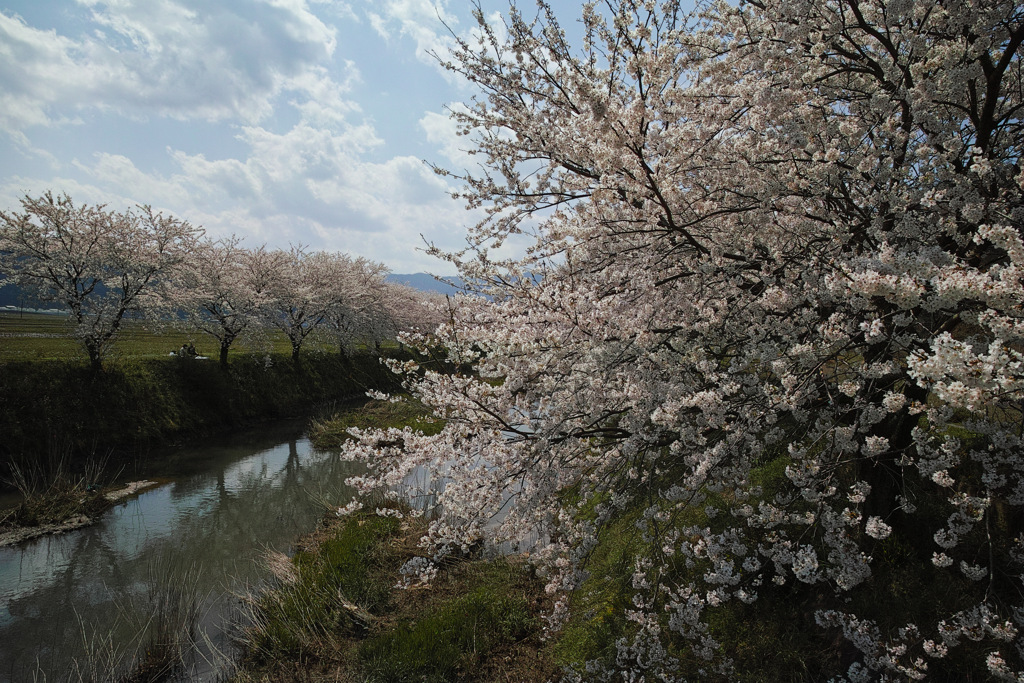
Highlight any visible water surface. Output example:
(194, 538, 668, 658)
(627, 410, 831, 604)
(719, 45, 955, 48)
(0, 422, 359, 682)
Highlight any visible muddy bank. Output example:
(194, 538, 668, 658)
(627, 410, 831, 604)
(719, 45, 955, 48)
(0, 479, 160, 548)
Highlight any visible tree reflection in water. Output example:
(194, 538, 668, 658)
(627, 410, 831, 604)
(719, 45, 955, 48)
(0, 425, 363, 682)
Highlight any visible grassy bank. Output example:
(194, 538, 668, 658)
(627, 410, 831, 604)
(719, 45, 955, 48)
(309, 396, 444, 449)
(0, 346, 412, 512)
(236, 398, 555, 682)
(292, 401, 1013, 681)
(232, 508, 557, 683)
(0, 352, 398, 461)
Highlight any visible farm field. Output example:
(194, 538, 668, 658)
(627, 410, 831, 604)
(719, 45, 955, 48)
(0, 311, 341, 364)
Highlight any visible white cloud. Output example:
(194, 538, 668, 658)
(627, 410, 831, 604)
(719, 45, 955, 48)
(367, 12, 390, 41)
(167, 151, 261, 204)
(288, 66, 370, 133)
(419, 106, 479, 171)
(6, 129, 61, 168)
(0, 0, 505, 275)
(73, 153, 190, 206)
(373, 0, 457, 67)
(2, 117, 471, 273)
(0, 171, 174, 222)
(308, 0, 358, 22)
(0, 0, 346, 132)
(365, 2, 516, 90)
(0, 12, 96, 129)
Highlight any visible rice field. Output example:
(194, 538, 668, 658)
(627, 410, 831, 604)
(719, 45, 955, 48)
(0, 311, 339, 364)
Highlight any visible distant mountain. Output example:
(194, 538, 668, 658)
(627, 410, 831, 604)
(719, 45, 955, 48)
(0, 276, 41, 309)
(386, 273, 463, 295)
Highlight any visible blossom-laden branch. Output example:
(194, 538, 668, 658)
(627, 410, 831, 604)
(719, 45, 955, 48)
(342, 0, 1024, 679)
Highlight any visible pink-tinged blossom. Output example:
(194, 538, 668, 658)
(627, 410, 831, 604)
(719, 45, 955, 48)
(338, 0, 1024, 678)
(865, 517, 893, 540)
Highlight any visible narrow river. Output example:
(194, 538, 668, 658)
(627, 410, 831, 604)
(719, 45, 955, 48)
(0, 421, 362, 682)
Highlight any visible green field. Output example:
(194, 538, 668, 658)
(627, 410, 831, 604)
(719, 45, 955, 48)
(0, 311, 347, 364)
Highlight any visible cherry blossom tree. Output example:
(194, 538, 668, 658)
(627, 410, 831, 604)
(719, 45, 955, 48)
(173, 238, 283, 367)
(322, 256, 392, 358)
(0, 191, 202, 370)
(388, 284, 449, 339)
(341, 0, 1024, 680)
(265, 246, 350, 365)
(337, 281, 449, 355)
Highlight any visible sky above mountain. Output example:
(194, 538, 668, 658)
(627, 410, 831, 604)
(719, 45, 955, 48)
(0, 0, 584, 275)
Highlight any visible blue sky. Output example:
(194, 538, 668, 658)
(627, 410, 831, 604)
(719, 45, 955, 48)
(0, 0, 582, 274)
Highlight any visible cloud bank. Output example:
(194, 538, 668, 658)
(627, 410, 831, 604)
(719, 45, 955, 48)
(0, 0, 507, 273)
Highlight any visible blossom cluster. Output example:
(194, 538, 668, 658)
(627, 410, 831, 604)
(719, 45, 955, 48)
(340, 0, 1024, 679)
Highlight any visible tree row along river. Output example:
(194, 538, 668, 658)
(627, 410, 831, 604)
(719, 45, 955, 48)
(0, 420, 362, 682)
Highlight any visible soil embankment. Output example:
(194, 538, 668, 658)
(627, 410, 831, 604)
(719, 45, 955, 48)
(0, 351, 402, 487)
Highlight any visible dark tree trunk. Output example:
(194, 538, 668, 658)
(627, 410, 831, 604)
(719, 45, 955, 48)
(85, 340, 103, 372)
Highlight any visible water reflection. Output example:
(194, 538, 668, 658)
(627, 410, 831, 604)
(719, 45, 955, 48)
(0, 425, 360, 682)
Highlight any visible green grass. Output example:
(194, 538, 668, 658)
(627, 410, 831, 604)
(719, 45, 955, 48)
(0, 311, 364, 363)
(235, 510, 550, 683)
(552, 505, 638, 674)
(309, 396, 445, 448)
(243, 512, 404, 662)
(0, 311, 80, 361)
(357, 566, 537, 683)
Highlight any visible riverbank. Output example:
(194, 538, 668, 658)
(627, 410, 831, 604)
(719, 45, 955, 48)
(0, 350, 412, 547)
(0, 421, 362, 682)
(231, 399, 559, 682)
(231, 507, 559, 683)
(0, 350, 405, 491)
(308, 395, 444, 449)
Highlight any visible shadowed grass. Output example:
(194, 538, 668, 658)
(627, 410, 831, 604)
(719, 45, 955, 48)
(65, 558, 206, 683)
(357, 558, 540, 683)
(0, 350, 405, 499)
(240, 512, 404, 663)
(0, 443, 114, 530)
